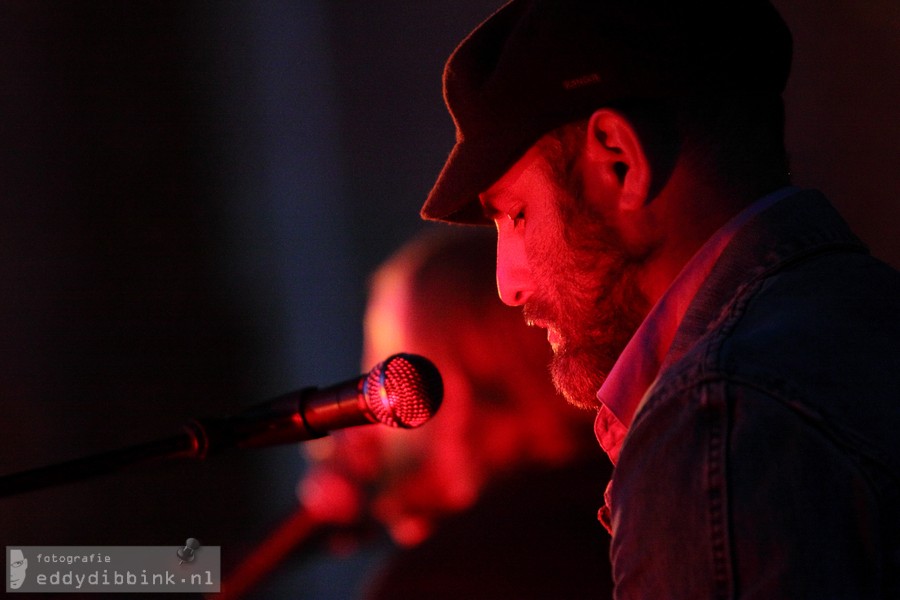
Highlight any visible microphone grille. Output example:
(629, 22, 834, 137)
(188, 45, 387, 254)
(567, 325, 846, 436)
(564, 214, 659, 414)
(364, 353, 443, 428)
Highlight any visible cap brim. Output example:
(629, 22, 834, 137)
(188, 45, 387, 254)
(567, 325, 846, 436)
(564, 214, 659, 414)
(422, 123, 546, 225)
(421, 139, 491, 225)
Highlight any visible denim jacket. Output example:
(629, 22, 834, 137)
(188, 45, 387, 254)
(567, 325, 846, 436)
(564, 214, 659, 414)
(608, 189, 900, 599)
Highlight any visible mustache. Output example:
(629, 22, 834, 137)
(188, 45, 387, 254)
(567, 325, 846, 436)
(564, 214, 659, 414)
(522, 297, 556, 328)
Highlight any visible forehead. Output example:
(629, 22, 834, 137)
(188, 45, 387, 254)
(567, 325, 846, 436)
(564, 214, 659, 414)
(479, 142, 555, 216)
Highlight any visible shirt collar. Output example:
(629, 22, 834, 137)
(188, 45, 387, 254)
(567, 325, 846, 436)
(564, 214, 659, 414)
(594, 186, 798, 464)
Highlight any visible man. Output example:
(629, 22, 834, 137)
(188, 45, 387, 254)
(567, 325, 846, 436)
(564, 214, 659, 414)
(420, 0, 900, 598)
(9, 549, 28, 590)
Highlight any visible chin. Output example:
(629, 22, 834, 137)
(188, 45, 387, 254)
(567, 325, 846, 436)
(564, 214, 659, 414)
(551, 352, 606, 411)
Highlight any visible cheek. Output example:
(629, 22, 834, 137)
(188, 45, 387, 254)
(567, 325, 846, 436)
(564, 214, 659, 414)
(526, 218, 569, 288)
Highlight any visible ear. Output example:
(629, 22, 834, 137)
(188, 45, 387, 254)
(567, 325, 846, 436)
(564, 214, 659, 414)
(583, 108, 651, 212)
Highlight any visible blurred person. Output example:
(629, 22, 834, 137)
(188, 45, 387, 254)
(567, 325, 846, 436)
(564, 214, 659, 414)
(419, 0, 900, 597)
(299, 227, 613, 599)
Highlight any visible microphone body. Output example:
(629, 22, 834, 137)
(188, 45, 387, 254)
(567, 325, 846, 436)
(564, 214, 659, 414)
(0, 353, 443, 497)
(187, 353, 443, 456)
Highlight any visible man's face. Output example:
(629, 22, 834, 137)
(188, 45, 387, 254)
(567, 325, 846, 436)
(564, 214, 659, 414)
(481, 143, 649, 410)
(9, 549, 27, 589)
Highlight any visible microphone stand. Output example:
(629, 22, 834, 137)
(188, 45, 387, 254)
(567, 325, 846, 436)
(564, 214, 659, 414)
(0, 432, 198, 498)
(1, 353, 442, 499)
(215, 504, 382, 599)
(215, 506, 321, 600)
(0, 389, 324, 498)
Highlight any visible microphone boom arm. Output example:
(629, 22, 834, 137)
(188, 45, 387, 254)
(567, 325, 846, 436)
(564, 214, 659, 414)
(0, 353, 443, 498)
(0, 389, 332, 498)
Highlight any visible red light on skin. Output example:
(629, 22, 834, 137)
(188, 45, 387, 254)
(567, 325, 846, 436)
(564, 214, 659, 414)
(296, 468, 361, 526)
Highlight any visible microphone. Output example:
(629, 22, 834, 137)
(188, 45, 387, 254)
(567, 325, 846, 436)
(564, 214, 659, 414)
(185, 353, 444, 456)
(0, 353, 443, 497)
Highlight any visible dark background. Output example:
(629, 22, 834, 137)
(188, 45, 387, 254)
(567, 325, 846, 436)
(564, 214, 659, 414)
(1, 1, 897, 598)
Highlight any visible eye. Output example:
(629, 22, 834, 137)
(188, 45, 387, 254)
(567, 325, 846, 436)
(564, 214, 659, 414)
(507, 206, 525, 229)
(12, 561, 23, 568)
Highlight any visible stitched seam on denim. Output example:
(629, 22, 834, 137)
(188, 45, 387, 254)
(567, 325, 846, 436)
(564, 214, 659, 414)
(702, 381, 732, 600)
(706, 246, 899, 490)
(700, 245, 858, 362)
(651, 369, 898, 488)
(716, 375, 898, 596)
(691, 243, 869, 375)
(643, 371, 897, 598)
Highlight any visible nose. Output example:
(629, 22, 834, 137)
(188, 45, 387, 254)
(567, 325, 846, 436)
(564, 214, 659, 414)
(495, 232, 533, 306)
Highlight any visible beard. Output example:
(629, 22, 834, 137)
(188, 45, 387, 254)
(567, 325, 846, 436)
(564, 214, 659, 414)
(524, 180, 651, 411)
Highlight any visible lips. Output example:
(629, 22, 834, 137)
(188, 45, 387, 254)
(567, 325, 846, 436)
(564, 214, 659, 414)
(529, 318, 563, 352)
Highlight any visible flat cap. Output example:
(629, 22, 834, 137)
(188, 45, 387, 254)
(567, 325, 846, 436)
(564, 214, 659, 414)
(420, 0, 792, 224)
